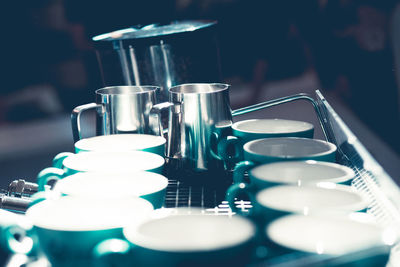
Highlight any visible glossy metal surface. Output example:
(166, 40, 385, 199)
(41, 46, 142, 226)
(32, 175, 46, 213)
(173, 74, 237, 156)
(8, 179, 38, 197)
(93, 21, 222, 102)
(71, 86, 158, 142)
(232, 93, 329, 141)
(152, 83, 232, 173)
(0, 194, 31, 212)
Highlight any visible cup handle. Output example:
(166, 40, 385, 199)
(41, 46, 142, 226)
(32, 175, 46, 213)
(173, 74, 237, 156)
(93, 238, 132, 267)
(216, 135, 244, 171)
(71, 103, 103, 142)
(52, 152, 74, 168)
(37, 167, 66, 191)
(233, 160, 256, 184)
(4, 223, 34, 255)
(149, 102, 174, 136)
(226, 182, 256, 216)
(227, 161, 256, 215)
(210, 133, 243, 170)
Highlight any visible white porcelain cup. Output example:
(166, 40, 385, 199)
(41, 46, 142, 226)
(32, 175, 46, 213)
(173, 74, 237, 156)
(52, 171, 169, 209)
(229, 138, 338, 206)
(247, 160, 355, 186)
(227, 161, 356, 214)
(265, 214, 394, 266)
(232, 119, 314, 143)
(255, 184, 368, 220)
(23, 196, 154, 267)
(74, 134, 166, 156)
(37, 151, 165, 190)
(243, 137, 337, 163)
(94, 208, 256, 266)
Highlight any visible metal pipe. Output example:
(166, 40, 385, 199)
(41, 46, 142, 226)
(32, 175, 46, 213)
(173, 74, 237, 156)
(232, 93, 328, 141)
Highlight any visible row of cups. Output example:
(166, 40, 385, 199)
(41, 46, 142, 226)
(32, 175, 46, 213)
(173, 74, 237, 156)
(0, 202, 394, 267)
(0, 116, 395, 266)
(0, 131, 168, 265)
(224, 160, 395, 263)
(219, 121, 397, 265)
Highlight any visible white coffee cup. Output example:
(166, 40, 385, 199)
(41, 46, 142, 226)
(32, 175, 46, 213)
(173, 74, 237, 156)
(248, 160, 355, 186)
(255, 184, 368, 219)
(74, 134, 166, 156)
(23, 196, 153, 267)
(266, 214, 394, 258)
(232, 119, 314, 143)
(37, 151, 165, 190)
(52, 171, 169, 209)
(94, 208, 256, 266)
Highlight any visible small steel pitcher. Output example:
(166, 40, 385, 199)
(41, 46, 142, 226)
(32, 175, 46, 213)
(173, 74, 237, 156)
(71, 86, 158, 142)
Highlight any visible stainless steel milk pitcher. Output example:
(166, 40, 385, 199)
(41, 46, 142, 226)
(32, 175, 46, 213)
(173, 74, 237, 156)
(72, 86, 158, 142)
(151, 83, 233, 173)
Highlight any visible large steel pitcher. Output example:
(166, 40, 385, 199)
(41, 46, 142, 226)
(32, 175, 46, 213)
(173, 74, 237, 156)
(151, 83, 233, 174)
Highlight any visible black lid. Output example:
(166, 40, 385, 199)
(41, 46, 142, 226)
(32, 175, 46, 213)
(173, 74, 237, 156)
(92, 20, 217, 49)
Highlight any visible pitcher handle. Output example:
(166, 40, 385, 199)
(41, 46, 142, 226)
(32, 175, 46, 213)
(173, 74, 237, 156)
(71, 103, 102, 142)
(150, 102, 174, 136)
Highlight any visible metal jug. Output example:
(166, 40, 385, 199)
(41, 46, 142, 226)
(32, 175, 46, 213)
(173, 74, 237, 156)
(151, 83, 233, 175)
(71, 86, 158, 142)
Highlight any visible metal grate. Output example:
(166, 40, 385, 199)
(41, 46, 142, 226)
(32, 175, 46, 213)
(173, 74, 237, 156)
(164, 179, 252, 215)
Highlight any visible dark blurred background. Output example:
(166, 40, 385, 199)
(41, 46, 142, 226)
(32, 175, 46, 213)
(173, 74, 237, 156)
(0, 0, 399, 188)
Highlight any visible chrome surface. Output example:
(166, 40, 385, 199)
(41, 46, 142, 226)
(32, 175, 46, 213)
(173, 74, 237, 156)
(0, 194, 31, 212)
(152, 83, 232, 173)
(71, 86, 158, 142)
(232, 93, 329, 141)
(8, 180, 38, 198)
(93, 21, 222, 102)
(92, 21, 217, 41)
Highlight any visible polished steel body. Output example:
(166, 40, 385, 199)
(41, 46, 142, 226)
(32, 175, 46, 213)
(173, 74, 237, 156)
(92, 21, 222, 102)
(71, 86, 158, 142)
(152, 83, 232, 173)
(8, 179, 38, 197)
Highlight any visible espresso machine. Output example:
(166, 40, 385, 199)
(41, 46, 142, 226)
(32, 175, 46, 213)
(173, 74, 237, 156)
(92, 20, 222, 103)
(3, 19, 400, 267)
(92, 21, 237, 184)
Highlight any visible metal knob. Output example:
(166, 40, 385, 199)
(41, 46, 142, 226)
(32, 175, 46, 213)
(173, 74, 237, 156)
(0, 194, 31, 213)
(8, 179, 38, 198)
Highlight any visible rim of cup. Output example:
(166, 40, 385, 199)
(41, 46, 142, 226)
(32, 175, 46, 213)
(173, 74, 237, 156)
(256, 184, 368, 214)
(26, 196, 154, 231)
(53, 171, 168, 198)
(243, 137, 337, 159)
(123, 209, 255, 252)
(62, 151, 164, 172)
(232, 119, 314, 134)
(74, 134, 166, 152)
(266, 214, 389, 255)
(250, 160, 355, 185)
